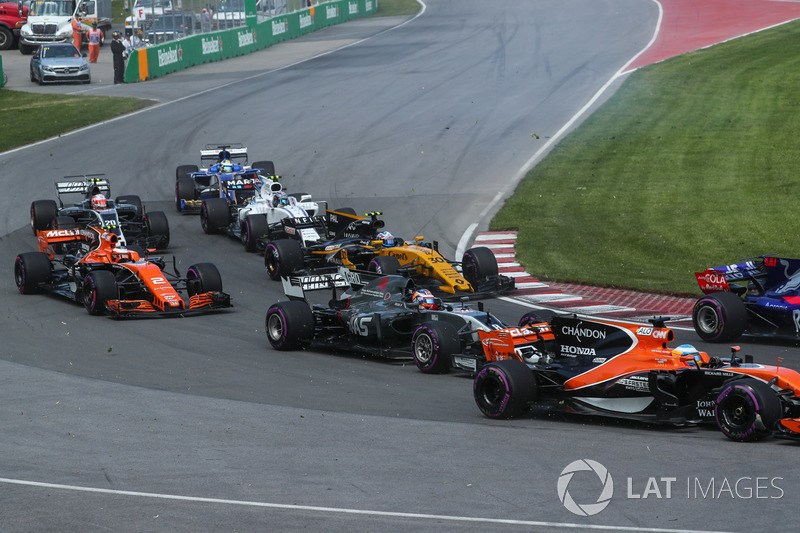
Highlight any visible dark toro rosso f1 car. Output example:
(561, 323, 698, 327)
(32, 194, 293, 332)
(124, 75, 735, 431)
(473, 315, 800, 442)
(264, 210, 514, 297)
(265, 268, 550, 373)
(30, 175, 170, 250)
(15, 225, 232, 317)
(693, 256, 800, 342)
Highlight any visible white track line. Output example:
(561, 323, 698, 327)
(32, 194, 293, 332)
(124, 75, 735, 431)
(0, 477, 735, 533)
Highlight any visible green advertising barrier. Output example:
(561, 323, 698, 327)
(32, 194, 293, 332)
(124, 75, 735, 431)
(125, 0, 378, 83)
(0, 54, 5, 88)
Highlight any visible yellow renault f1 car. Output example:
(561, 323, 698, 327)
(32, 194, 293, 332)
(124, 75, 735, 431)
(262, 209, 515, 296)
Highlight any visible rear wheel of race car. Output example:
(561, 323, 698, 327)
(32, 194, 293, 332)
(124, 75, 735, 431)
(251, 160, 275, 175)
(367, 255, 401, 275)
(82, 270, 117, 315)
(115, 195, 143, 220)
(462, 246, 498, 287)
(266, 300, 315, 350)
(264, 239, 304, 280)
(692, 292, 747, 342)
(175, 178, 196, 212)
(242, 214, 269, 252)
(186, 263, 223, 295)
(30, 199, 58, 233)
(715, 378, 783, 442)
(144, 210, 170, 249)
(14, 252, 52, 294)
(200, 198, 231, 234)
(176, 164, 198, 181)
(474, 359, 537, 419)
(518, 311, 545, 328)
(411, 321, 459, 373)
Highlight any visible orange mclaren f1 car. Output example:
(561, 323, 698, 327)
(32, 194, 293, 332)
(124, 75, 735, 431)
(14, 226, 232, 317)
(472, 315, 800, 442)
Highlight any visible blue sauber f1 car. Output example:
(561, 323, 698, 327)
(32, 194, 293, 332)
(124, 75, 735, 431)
(693, 256, 800, 342)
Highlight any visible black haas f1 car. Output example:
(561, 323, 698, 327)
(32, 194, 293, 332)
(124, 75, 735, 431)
(15, 225, 232, 317)
(30, 175, 170, 250)
(693, 255, 800, 342)
(473, 315, 800, 442)
(263, 209, 514, 297)
(175, 143, 274, 214)
(265, 267, 550, 373)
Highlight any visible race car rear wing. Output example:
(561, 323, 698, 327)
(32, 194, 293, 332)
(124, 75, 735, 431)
(695, 258, 768, 294)
(200, 143, 248, 165)
(55, 175, 110, 204)
(281, 267, 382, 300)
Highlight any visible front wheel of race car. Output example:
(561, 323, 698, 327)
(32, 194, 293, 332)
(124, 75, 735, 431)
(30, 199, 58, 234)
(411, 321, 460, 373)
(242, 214, 269, 253)
(251, 160, 275, 175)
(715, 378, 783, 442)
(187, 263, 223, 295)
(144, 211, 170, 249)
(175, 178, 196, 213)
(692, 291, 747, 342)
(264, 239, 304, 281)
(15, 252, 52, 294)
(462, 246, 499, 287)
(266, 300, 315, 350)
(474, 359, 537, 419)
(367, 255, 401, 275)
(82, 270, 117, 315)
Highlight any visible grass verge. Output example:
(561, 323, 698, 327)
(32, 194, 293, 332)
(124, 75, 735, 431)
(492, 20, 800, 296)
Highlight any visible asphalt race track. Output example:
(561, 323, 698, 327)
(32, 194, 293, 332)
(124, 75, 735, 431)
(2, 2, 799, 531)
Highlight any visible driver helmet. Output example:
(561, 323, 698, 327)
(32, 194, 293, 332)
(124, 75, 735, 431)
(91, 194, 108, 210)
(272, 192, 289, 206)
(411, 289, 438, 310)
(671, 344, 709, 367)
(377, 231, 395, 247)
(220, 159, 234, 172)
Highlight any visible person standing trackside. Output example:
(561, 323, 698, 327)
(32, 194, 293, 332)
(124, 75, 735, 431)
(110, 31, 126, 84)
(71, 16, 82, 51)
(87, 22, 103, 63)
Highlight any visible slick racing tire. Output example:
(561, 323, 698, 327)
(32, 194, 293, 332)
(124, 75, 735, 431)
(715, 378, 782, 442)
(82, 270, 117, 315)
(692, 291, 747, 342)
(52, 216, 77, 230)
(266, 300, 315, 350)
(367, 255, 401, 275)
(264, 239, 304, 281)
(30, 199, 58, 234)
(187, 263, 223, 295)
(251, 161, 275, 175)
(200, 198, 231, 235)
(176, 164, 199, 181)
(144, 211, 170, 249)
(411, 321, 459, 373)
(242, 214, 269, 253)
(462, 247, 498, 287)
(518, 311, 545, 328)
(175, 178, 196, 212)
(14, 252, 52, 294)
(116, 195, 143, 220)
(474, 359, 537, 419)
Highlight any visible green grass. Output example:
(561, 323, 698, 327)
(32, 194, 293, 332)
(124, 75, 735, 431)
(373, 0, 420, 17)
(492, 19, 800, 296)
(0, 91, 152, 152)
